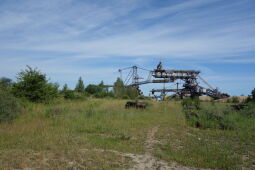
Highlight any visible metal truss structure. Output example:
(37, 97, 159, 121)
(118, 62, 229, 99)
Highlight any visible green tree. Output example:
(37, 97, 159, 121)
(75, 77, 85, 93)
(12, 66, 58, 103)
(126, 86, 139, 99)
(0, 77, 13, 88)
(85, 84, 101, 94)
(62, 83, 68, 92)
(252, 88, 255, 102)
(113, 78, 125, 98)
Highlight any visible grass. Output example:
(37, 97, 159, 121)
(0, 99, 254, 169)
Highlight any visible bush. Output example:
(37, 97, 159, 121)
(75, 77, 85, 93)
(252, 88, 255, 102)
(0, 87, 20, 122)
(182, 98, 193, 109)
(231, 96, 239, 103)
(240, 103, 255, 118)
(12, 66, 59, 103)
(62, 90, 86, 100)
(0, 77, 13, 88)
(122, 95, 129, 99)
(182, 99, 237, 130)
(181, 97, 200, 110)
(196, 106, 236, 130)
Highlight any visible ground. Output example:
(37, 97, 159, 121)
(0, 99, 254, 169)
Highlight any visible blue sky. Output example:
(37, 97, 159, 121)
(0, 0, 255, 95)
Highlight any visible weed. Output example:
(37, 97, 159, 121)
(0, 99, 254, 169)
(0, 87, 21, 122)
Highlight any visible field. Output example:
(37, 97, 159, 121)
(0, 99, 254, 169)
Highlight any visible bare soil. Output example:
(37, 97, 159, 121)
(82, 126, 209, 170)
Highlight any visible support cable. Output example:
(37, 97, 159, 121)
(198, 75, 214, 90)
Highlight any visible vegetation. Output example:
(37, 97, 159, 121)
(12, 66, 58, 103)
(0, 99, 254, 169)
(75, 77, 85, 93)
(85, 81, 114, 98)
(182, 97, 255, 130)
(113, 78, 139, 99)
(231, 96, 240, 103)
(0, 77, 13, 88)
(0, 87, 20, 122)
(0, 67, 254, 169)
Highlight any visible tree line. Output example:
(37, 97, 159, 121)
(0, 66, 140, 103)
(0, 66, 141, 122)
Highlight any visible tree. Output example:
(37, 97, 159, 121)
(12, 66, 58, 103)
(85, 84, 101, 94)
(251, 88, 255, 102)
(62, 84, 68, 92)
(113, 78, 125, 98)
(126, 86, 139, 99)
(0, 77, 13, 88)
(75, 77, 85, 93)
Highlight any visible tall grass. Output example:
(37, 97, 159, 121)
(0, 88, 21, 122)
(0, 99, 254, 169)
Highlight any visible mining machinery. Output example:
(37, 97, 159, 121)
(118, 62, 229, 99)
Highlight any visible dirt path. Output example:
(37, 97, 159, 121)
(80, 126, 208, 170)
(128, 126, 197, 170)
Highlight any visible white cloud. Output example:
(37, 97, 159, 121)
(0, 0, 255, 95)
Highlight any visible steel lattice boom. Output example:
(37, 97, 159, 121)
(118, 62, 229, 99)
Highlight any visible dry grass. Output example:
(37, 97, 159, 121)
(0, 99, 254, 169)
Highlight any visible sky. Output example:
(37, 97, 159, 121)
(0, 0, 255, 96)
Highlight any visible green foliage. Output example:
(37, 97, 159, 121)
(126, 86, 139, 99)
(182, 98, 238, 130)
(62, 83, 68, 91)
(231, 96, 239, 103)
(113, 78, 125, 98)
(181, 97, 200, 110)
(0, 77, 13, 88)
(12, 66, 58, 103)
(0, 87, 20, 122)
(85, 84, 102, 94)
(251, 88, 255, 102)
(240, 103, 255, 118)
(61, 85, 86, 100)
(113, 78, 139, 99)
(60, 84, 75, 99)
(0, 99, 254, 169)
(62, 90, 76, 99)
(94, 91, 114, 98)
(181, 98, 193, 109)
(182, 99, 255, 130)
(85, 81, 113, 98)
(188, 106, 236, 130)
(75, 77, 85, 93)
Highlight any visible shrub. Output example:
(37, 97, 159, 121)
(85, 84, 102, 94)
(75, 77, 85, 93)
(63, 90, 86, 100)
(181, 98, 199, 110)
(0, 77, 13, 88)
(240, 103, 255, 118)
(0, 87, 20, 122)
(231, 96, 239, 103)
(126, 86, 139, 99)
(62, 90, 76, 99)
(182, 99, 237, 130)
(122, 95, 129, 99)
(181, 98, 192, 108)
(113, 78, 125, 98)
(12, 66, 58, 103)
(252, 88, 255, 102)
